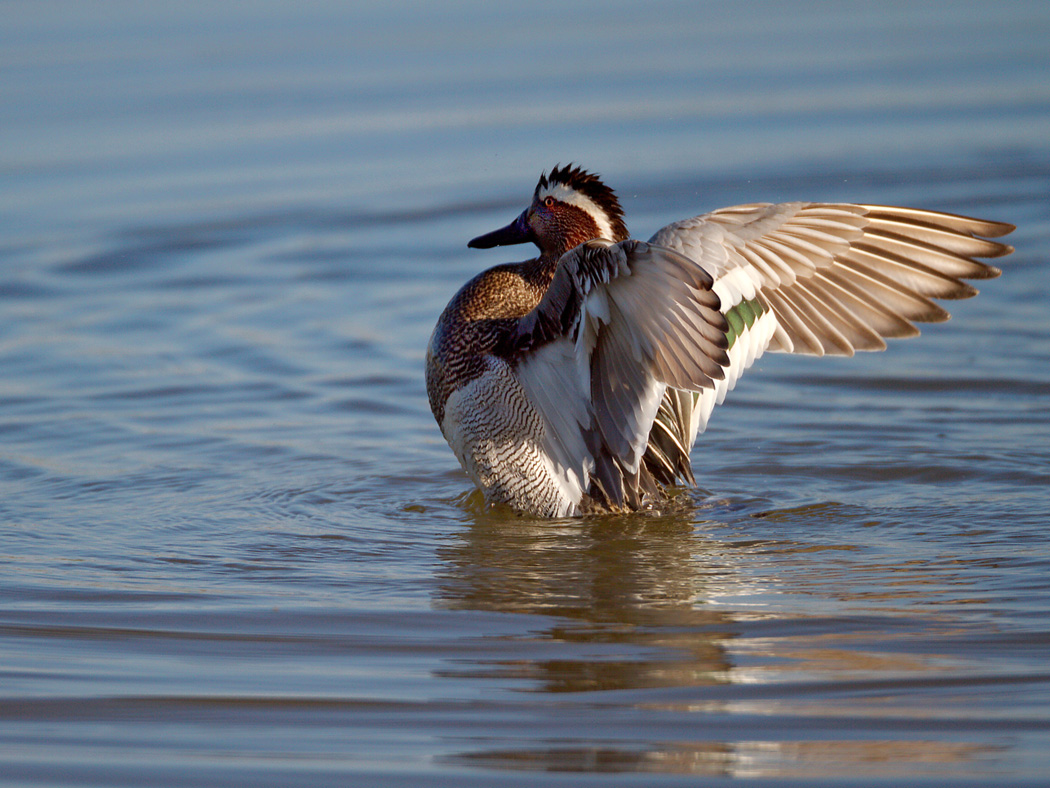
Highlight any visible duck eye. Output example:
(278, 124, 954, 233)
(544, 196, 556, 208)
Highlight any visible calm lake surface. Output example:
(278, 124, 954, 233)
(3, 2, 1050, 785)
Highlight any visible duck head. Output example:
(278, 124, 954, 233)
(468, 165, 629, 257)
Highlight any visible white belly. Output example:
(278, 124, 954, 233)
(440, 357, 583, 518)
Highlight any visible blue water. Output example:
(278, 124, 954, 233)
(3, 2, 1050, 785)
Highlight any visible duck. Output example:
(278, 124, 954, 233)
(426, 165, 1014, 517)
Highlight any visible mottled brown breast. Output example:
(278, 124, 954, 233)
(426, 263, 548, 426)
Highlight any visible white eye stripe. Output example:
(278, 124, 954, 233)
(537, 183, 615, 241)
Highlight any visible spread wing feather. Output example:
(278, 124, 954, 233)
(649, 202, 1014, 446)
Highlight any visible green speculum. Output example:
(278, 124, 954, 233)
(724, 296, 765, 351)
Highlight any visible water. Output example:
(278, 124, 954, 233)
(2, 2, 1050, 785)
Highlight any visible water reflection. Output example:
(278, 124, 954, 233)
(435, 500, 735, 694)
(434, 501, 742, 775)
(450, 740, 1003, 779)
(432, 500, 1014, 778)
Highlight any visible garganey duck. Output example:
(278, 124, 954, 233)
(426, 165, 1014, 517)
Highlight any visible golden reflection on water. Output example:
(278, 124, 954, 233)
(435, 504, 737, 693)
(432, 499, 1006, 778)
(451, 739, 1002, 778)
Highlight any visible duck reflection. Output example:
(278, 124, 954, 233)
(432, 497, 994, 778)
(434, 495, 735, 694)
(433, 497, 741, 774)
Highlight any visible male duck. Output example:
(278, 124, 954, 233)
(426, 165, 1014, 517)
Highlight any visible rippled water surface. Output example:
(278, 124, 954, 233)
(3, 2, 1050, 785)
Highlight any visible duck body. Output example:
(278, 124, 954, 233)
(426, 165, 1014, 517)
(426, 262, 571, 515)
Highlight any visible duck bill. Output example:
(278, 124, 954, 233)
(468, 210, 533, 248)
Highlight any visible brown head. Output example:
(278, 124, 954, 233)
(468, 165, 629, 258)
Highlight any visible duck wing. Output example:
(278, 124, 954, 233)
(648, 202, 1015, 445)
(501, 239, 730, 510)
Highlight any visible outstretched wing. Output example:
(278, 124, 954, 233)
(501, 239, 730, 510)
(649, 202, 1015, 443)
